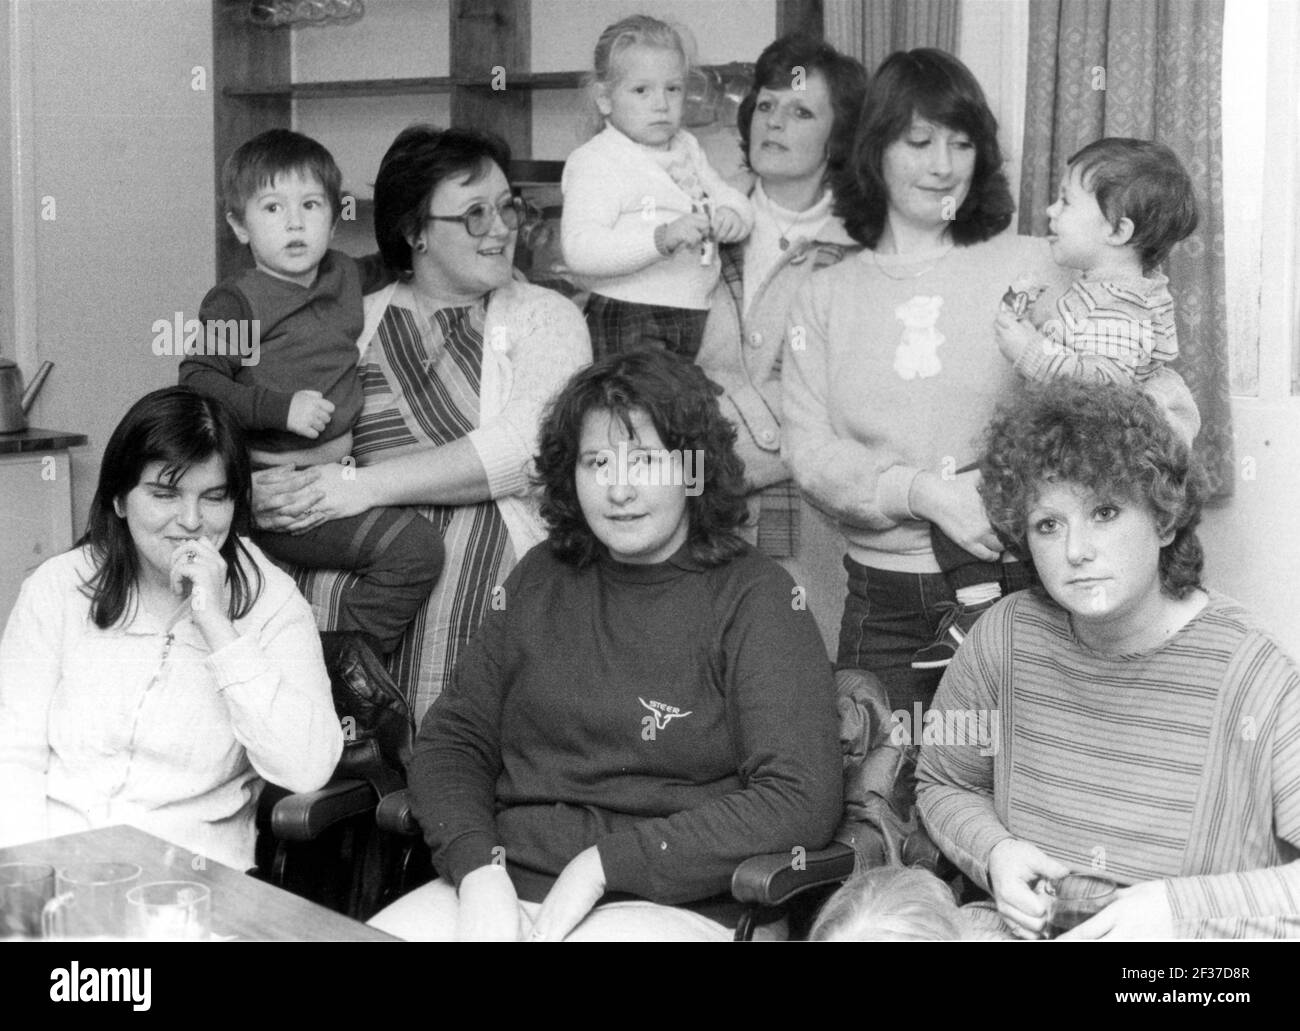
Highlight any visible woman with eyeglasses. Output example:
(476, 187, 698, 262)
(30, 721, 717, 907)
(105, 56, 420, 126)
(251, 125, 591, 719)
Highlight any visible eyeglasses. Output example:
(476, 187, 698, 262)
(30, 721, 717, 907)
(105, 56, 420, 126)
(425, 197, 528, 237)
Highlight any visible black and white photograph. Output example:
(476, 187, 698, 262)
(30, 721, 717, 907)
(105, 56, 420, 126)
(0, 0, 1294, 997)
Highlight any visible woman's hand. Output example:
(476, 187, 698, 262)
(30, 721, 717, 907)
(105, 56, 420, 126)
(455, 864, 523, 942)
(987, 838, 1072, 939)
(277, 462, 373, 533)
(1057, 880, 1174, 940)
(170, 536, 237, 650)
(909, 469, 1003, 562)
(528, 846, 607, 942)
(711, 206, 748, 244)
(251, 465, 324, 532)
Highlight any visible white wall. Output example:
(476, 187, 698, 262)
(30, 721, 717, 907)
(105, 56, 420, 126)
(294, 0, 452, 201)
(3, 0, 215, 535)
(0, 5, 15, 366)
(292, 0, 775, 184)
(958, 0, 1028, 208)
(1200, 0, 1300, 659)
(528, 0, 777, 160)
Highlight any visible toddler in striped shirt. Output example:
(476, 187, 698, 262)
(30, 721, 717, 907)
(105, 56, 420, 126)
(913, 138, 1199, 672)
(994, 137, 1199, 384)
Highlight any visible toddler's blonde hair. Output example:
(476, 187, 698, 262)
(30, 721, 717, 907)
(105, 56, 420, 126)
(582, 14, 696, 137)
(809, 866, 967, 942)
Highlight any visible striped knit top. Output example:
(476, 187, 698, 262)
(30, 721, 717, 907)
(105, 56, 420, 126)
(916, 589, 1300, 938)
(1015, 271, 1177, 384)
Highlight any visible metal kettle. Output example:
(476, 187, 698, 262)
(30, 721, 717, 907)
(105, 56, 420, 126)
(0, 358, 54, 434)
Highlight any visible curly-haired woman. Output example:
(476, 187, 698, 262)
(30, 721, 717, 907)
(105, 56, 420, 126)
(917, 381, 1300, 939)
(782, 49, 1200, 707)
(369, 349, 841, 941)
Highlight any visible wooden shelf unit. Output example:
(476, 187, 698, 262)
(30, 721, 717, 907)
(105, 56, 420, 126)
(212, 0, 823, 279)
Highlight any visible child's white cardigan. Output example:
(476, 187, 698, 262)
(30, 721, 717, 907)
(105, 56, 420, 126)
(561, 123, 755, 309)
(357, 278, 591, 558)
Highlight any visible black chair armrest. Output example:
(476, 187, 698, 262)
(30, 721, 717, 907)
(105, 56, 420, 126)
(271, 778, 376, 841)
(901, 826, 956, 878)
(375, 787, 420, 837)
(731, 841, 859, 908)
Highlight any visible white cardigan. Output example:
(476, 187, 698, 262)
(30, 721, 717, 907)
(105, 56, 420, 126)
(358, 278, 591, 557)
(0, 541, 342, 870)
(561, 124, 754, 309)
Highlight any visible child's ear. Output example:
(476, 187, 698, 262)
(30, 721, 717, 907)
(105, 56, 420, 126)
(226, 211, 251, 245)
(594, 85, 614, 119)
(1107, 216, 1136, 248)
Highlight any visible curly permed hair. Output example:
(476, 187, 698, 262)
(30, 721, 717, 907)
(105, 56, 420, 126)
(978, 380, 1208, 599)
(535, 349, 749, 568)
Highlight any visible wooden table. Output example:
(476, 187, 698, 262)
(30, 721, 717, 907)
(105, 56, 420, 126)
(0, 825, 397, 941)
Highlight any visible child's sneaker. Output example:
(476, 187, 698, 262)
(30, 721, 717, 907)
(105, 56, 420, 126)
(911, 601, 993, 670)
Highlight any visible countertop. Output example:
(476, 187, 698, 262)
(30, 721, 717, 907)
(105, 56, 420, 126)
(0, 427, 88, 454)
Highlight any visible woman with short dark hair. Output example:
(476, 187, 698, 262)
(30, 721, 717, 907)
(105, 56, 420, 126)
(251, 125, 590, 719)
(0, 387, 341, 869)
(369, 350, 841, 941)
(695, 33, 868, 654)
(918, 381, 1300, 939)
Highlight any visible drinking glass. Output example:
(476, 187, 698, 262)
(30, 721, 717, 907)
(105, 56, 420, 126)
(126, 881, 211, 941)
(0, 863, 56, 938)
(1044, 872, 1118, 938)
(41, 861, 142, 938)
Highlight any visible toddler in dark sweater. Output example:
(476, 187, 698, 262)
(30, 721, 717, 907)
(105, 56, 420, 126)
(181, 129, 442, 654)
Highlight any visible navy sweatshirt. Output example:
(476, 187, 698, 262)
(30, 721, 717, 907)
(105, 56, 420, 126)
(182, 250, 386, 453)
(409, 539, 842, 909)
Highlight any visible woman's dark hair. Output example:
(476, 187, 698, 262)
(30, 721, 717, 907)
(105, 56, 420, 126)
(373, 124, 512, 275)
(836, 48, 1014, 249)
(979, 380, 1208, 600)
(737, 34, 868, 185)
(77, 387, 261, 628)
(535, 349, 748, 568)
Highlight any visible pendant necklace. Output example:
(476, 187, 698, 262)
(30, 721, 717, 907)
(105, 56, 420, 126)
(775, 209, 802, 251)
(770, 194, 821, 251)
(872, 242, 955, 280)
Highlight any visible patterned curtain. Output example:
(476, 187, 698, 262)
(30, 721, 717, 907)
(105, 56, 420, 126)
(823, 0, 961, 72)
(1020, 0, 1233, 495)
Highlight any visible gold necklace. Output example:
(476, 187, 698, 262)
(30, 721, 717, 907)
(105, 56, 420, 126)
(871, 242, 955, 280)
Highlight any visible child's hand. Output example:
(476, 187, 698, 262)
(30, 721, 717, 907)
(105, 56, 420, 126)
(287, 390, 335, 439)
(995, 311, 1038, 364)
(710, 206, 748, 244)
(660, 212, 711, 254)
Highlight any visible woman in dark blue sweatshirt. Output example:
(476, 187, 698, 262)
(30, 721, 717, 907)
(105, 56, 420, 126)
(370, 349, 842, 941)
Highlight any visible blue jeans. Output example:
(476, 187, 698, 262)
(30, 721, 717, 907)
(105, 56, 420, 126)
(836, 557, 1035, 712)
